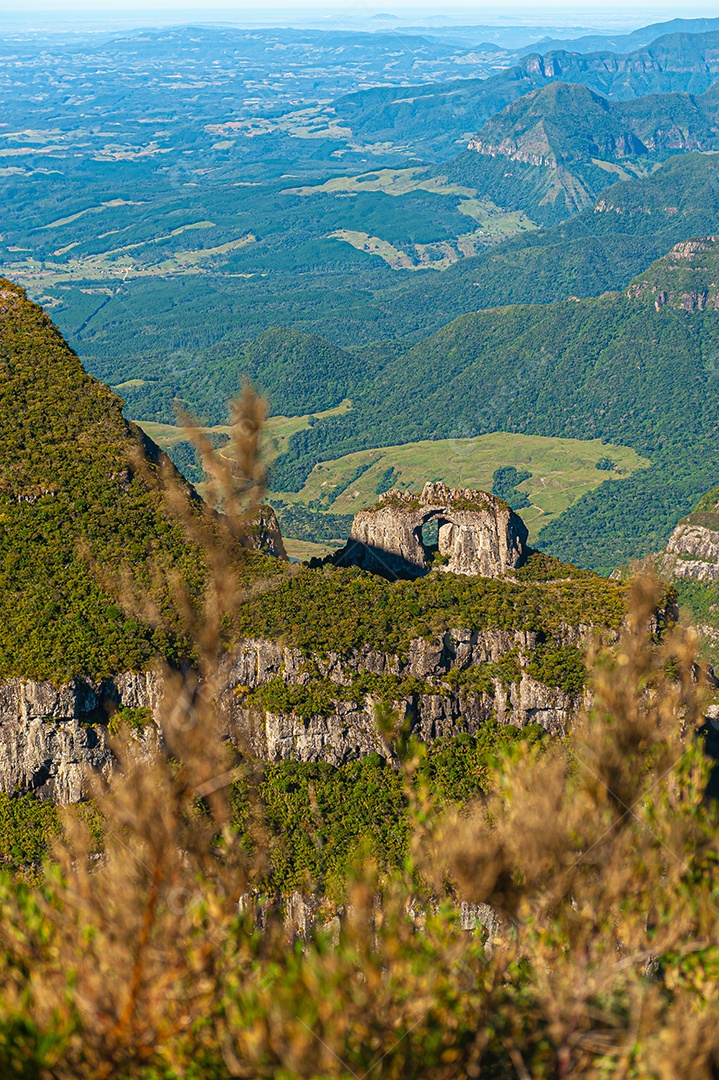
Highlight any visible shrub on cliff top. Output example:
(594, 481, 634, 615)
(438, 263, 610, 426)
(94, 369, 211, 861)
(236, 558, 627, 656)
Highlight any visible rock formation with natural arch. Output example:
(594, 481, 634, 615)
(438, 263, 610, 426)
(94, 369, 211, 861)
(335, 481, 528, 579)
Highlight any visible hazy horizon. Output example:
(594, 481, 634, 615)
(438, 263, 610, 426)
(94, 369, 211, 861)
(3, 4, 717, 34)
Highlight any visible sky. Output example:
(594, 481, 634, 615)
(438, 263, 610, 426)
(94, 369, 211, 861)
(4, 0, 719, 30)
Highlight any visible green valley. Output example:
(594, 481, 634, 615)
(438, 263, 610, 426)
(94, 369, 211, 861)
(26, 151, 719, 437)
(267, 433, 649, 550)
(268, 238, 719, 572)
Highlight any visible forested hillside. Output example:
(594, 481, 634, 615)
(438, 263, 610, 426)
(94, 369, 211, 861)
(270, 239, 719, 572)
(460, 80, 719, 220)
(112, 152, 719, 425)
(0, 279, 278, 680)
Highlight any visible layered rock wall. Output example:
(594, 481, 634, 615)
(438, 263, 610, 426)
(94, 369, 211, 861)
(663, 523, 719, 583)
(0, 673, 161, 804)
(0, 624, 592, 803)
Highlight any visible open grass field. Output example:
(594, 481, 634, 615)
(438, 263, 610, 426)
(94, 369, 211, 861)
(328, 201, 536, 270)
(137, 418, 650, 547)
(5, 232, 256, 288)
(137, 399, 352, 464)
(282, 167, 475, 198)
(273, 433, 650, 540)
(286, 168, 537, 270)
(284, 537, 343, 561)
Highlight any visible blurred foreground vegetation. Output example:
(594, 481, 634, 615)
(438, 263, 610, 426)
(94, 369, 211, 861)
(1, 578, 719, 1078)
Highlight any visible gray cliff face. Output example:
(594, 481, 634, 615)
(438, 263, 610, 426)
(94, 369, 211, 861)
(218, 625, 590, 766)
(0, 624, 592, 802)
(467, 132, 556, 168)
(0, 674, 161, 805)
(335, 482, 528, 579)
(243, 505, 287, 560)
(662, 523, 719, 583)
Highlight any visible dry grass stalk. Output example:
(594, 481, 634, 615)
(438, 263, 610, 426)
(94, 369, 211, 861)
(0, 391, 718, 1077)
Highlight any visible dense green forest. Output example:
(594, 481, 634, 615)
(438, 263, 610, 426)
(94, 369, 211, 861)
(94, 151, 719, 428)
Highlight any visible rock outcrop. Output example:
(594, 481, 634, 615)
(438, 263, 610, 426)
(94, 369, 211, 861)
(649, 485, 719, 664)
(0, 673, 161, 804)
(243, 505, 287, 560)
(335, 482, 528, 579)
(627, 237, 719, 311)
(0, 624, 593, 803)
(657, 487, 719, 585)
(663, 524, 719, 583)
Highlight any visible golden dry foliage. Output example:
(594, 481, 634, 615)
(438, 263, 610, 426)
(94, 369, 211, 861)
(0, 390, 273, 1077)
(0, 394, 718, 1078)
(216, 578, 719, 1080)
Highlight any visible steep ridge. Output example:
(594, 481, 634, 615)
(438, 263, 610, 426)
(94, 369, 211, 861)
(272, 237, 719, 572)
(0, 278, 279, 682)
(516, 29, 719, 99)
(661, 484, 719, 583)
(470, 84, 648, 167)
(332, 28, 719, 161)
(463, 81, 719, 219)
(627, 236, 719, 309)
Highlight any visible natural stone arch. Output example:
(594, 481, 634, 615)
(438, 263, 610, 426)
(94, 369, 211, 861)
(335, 481, 528, 580)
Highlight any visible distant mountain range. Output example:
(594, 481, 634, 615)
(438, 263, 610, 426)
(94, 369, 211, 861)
(333, 27, 719, 160)
(519, 16, 719, 56)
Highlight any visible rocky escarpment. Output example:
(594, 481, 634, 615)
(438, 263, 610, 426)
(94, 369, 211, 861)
(335, 482, 528, 580)
(657, 486, 719, 584)
(242, 504, 287, 560)
(220, 626, 589, 763)
(0, 673, 160, 805)
(0, 623, 595, 804)
(467, 82, 715, 169)
(627, 237, 719, 311)
(663, 524, 719, 583)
